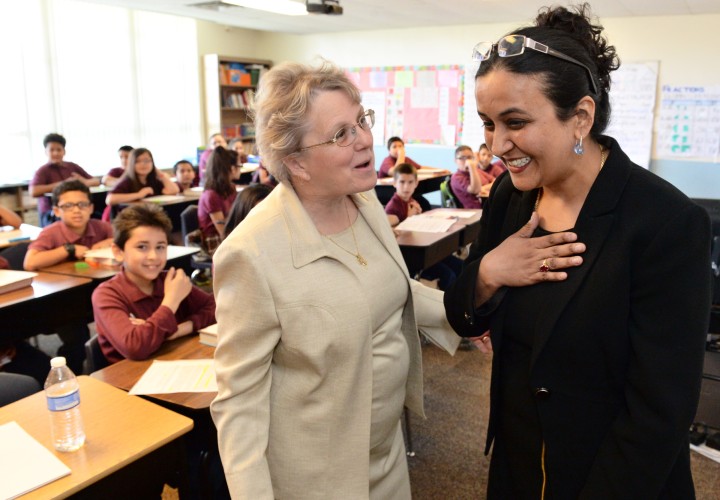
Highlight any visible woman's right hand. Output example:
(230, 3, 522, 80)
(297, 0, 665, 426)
(139, 186, 154, 198)
(476, 212, 586, 302)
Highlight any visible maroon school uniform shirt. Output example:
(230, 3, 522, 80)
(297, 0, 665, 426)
(384, 193, 419, 223)
(92, 270, 216, 364)
(198, 189, 237, 238)
(105, 167, 124, 179)
(450, 170, 483, 209)
(481, 160, 507, 180)
(29, 219, 113, 253)
(31, 162, 94, 214)
(378, 155, 422, 178)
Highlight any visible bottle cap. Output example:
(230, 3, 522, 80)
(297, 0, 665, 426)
(50, 356, 67, 368)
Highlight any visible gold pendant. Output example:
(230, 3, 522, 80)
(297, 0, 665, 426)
(356, 254, 368, 266)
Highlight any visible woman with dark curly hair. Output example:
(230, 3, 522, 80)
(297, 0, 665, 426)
(444, 4, 711, 498)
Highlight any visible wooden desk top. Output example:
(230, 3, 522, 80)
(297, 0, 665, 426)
(0, 224, 42, 249)
(40, 246, 200, 280)
(0, 272, 91, 308)
(91, 335, 216, 410)
(0, 376, 193, 499)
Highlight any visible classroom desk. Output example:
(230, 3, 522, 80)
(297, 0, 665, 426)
(118, 195, 199, 239)
(0, 376, 193, 499)
(0, 224, 43, 249)
(395, 209, 482, 276)
(0, 272, 92, 341)
(40, 245, 200, 281)
(91, 334, 216, 410)
(375, 168, 451, 205)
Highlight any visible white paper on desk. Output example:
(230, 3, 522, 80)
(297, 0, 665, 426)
(129, 359, 217, 395)
(144, 195, 187, 203)
(426, 209, 479, 219)
(690, 443, 720, 464)
(396, 215, 456, 233)
(0, 421, 71, 499)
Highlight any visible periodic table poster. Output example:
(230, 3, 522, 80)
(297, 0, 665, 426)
(346, 66, 462, 146)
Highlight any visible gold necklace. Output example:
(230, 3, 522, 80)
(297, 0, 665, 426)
(323, 200, 368, 267)
(535, 144, 607, 211)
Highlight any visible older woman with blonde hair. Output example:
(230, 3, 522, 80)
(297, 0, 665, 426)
(211, 60, 459, 499)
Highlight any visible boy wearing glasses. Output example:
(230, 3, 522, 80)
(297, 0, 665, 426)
(24, 179, 112, 271)
(450, 145, 485, 209)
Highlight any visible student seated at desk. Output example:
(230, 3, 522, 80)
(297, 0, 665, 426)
(92, 204, 216, 364)
(105, 147, 179, 211)
(102, 145, 133, 187)
(198, 147, 239, 242)
(378, 136, 422, 178)
(385, 163, 462, 291)
(477, 142, 507, 180)
(30, 133, 100, 227)
(0, 205, 22, 269)
(198, 132, 228, 184)
(450, 145, 486, 209)
(24, 180, 113, 270)
(173, 159, 198, 193)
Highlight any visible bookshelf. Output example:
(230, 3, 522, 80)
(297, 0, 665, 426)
(203, 54, 272, 155)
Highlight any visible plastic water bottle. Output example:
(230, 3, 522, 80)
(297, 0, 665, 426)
(44, 356, 86, 452)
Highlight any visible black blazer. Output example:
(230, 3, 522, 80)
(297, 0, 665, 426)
(444, 138, 712, 499)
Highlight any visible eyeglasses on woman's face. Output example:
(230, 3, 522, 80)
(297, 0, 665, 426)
(471, 34, 598, 95)
(297, 109, 375, 153)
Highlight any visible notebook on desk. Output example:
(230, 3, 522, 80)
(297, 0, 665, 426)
(0, 270, 37, 295)
(0, 421, 71, 499)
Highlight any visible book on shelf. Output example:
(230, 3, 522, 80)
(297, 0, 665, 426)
(199, 323, 218, 347)
(0, 270, 37, 295)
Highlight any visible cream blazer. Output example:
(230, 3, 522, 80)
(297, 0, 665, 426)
(211, 183, 459, 499)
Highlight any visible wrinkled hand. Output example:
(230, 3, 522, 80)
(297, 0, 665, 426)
(479, 211, 586, 290)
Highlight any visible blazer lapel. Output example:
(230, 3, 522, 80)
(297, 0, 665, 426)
(530, 139, 633, 368)
(353, 190, 412, 280)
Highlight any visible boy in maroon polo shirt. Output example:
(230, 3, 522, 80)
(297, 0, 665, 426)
(384, 163, 462, 291)
(24, 180, 113, 271)
(378, 136, 422, 178)
(30, 133, 100, 227)
(92, 203, 215, 364)
(450, 145, 485, 209)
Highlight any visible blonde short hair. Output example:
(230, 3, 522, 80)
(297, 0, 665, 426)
(252, 60, 361, 184)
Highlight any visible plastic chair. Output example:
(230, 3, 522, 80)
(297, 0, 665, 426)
(84, 334, 109, 374)
(439, 176, 463, 208)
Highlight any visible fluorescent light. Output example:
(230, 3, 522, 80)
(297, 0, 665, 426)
(223, 0, 308, 16)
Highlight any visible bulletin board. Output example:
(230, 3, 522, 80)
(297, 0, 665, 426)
(346, 65, 463, 146)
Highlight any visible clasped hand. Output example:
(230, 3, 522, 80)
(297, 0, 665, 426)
(479, 212, 586, 291)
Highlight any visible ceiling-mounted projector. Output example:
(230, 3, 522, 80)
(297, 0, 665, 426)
(306, 0, 343, 15)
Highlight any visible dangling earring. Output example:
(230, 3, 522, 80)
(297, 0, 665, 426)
(573, 135, 584, 155)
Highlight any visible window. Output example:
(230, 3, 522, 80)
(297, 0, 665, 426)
(0, 0, 201, 182)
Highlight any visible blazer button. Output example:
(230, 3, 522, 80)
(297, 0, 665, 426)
(534, 387, 551, 400)
(464, 312, 474, 325)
